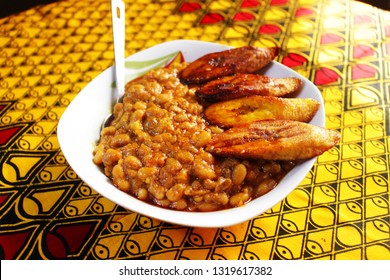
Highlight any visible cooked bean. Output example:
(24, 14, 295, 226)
(215, 178, 232, 192)
(137, 188, 148, 200)
(232, 164, 247, 185)
(123, 102, 133, 112)
(101, 126, 116, 136)
(123, 155, 142, 170)
(171, 199, 188, 210)
(198, 151, 214, 164)
(154, 199, 170, 208)
(191, 131, 211, 148)
(166, 184, 185, 202)
(176, 169, 189, 183)
(165, 157, 182, 172)
(198, 202, 220, 212)
(137, 144, 152, 158)
(148, 184, 165, 200)
(229, 189, 250, 207)
(93, 144, 104, 164)
(146, 152, 166, 167)
(111, 134, 131, 148)
(175, 150, 194, 164)
(256, 178, 277, 196)
(174, 113, 189, 122)
(192, 158, 216, 180)
(204, 192, 229, 206)
(130, 109, 145, 123)
(262, 162, 282, 174)
(184, 182, 210, 196)
(137, 167, 158, 183)
(102, 148, 121, 166)
(113, 103, 124, 117)
(155, 93, 172, 105)
(112, 164, 130, 192)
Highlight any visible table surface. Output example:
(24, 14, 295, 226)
(0, 0, 389, 260)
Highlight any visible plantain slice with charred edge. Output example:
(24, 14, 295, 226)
(204, 96, 320, 128)
(196, 74, 303, 102)
(206, 120, 340, 161)
(179, 46, 279, 85)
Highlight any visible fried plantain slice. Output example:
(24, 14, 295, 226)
(196, 74, 303, 102)
(204, 96, 320, 127)
(206, 120, 340, 160)
(179, 46, 279, 85)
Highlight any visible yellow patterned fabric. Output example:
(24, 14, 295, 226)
(0, 0, 389, 260)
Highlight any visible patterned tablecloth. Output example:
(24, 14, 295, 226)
(0, 0, 389, 260)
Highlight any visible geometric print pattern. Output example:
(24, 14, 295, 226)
(0, 0, 389, 259)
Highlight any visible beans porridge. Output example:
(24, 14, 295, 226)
(93, 63, 295, 212)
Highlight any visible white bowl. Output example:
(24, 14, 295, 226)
(57, 40, 324, 228)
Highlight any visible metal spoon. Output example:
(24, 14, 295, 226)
(102, 0, 125, 129)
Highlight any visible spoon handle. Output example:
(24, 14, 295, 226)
(111, 0, 125, 101)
